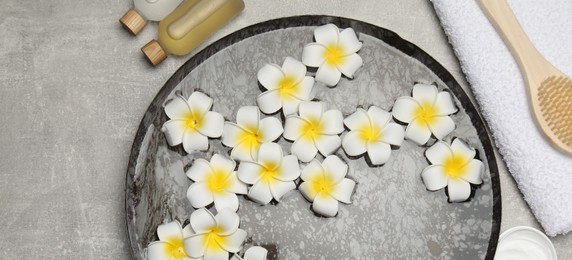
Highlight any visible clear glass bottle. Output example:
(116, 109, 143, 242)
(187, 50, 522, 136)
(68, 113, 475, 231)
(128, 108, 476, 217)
(119, 0, 184, 35)
(141, 0, 245, 66)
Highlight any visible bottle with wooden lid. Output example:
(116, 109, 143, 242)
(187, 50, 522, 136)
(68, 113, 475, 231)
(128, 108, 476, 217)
(119, 0, 184, 35)
(141, 0, 245, 66)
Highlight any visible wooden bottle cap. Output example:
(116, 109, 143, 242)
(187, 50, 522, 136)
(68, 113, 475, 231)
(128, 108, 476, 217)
(120, 8, 147, 35)
(141, 40, 167, 66)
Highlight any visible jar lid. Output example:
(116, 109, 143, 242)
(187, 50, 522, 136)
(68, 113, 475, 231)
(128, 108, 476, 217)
(120, 8, 147, 36)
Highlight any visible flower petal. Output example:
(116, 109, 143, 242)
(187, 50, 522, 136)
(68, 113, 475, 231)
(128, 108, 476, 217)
(213, 191, 239, 212)
(162, 120, 185, 146)
(435, 91, 458, 115)
(344, 108, 369, 131)
(248, 181, 273, 205)
(257, 90, 282, 114)
(257, 142, 283, 166)
(211, 154, 236, 174)
(299, 101, 324, 122)
(412, 83, 438, 105)
(447, 179, 471, 202)
(257, 63, 284, 90)
(184, 234, 207, 258)
(330, 178, 355, 203)
(342, 131, 367, 156)
(404, 119, 432, 145)
(244, 246, 268, 260)
(190, 208, 216, 234)
(312, 194, 339, 217)
(314, 23, 339, 46)
(276, 155, 301, 181)
(392, 97, 420, 123)
(237, 106, 260, 131)
(451, 138, 476, 164)
(258, 117, 284, 142)
(165, 95, 191, 120)
(425, 141, 453, 165)
(225, 173, 248, 195)
(182, 224, 195, 238)
(461, 159, 483, 185)
(237, 161, 264, 185)
(222, 123, 247, 148)
(300, 159, 324, 181)
(380, 123, 404, 146)
(270, 181, 296, 201)
(215, 229, 247, 253)
(198, 111, 224, 138)
(284, 116, 307, 141)
(315, 63, 342, 87)
(336, 53, 363, 79)
(338, 28, 362, 55)
(148, 241, 172, 260)
(421, 165, 448, 191)
(291, 76, 314, 100)
(188, 92, 214, 117)
(427, 116, 455, 140)
(157, 221, 183, 242)
(282, 98, 302, 116)
(214, 208, 239, 236)
(366, 141, 391, 165)
(322, 155, 348, 183)
(314, 134, 342, 156)
(230, 140, 255, 162)
(187, 182, 214, 209)
(204, 246, 228, 260)
(367, 106, 391, 130)
(282, 56, 306, 84)
(291, 138, 318, 163)
(319, 109, 344, 135)
(183, 130, 209, 153)
(301, 43, 327, 67)
(299, 181, 318, 202)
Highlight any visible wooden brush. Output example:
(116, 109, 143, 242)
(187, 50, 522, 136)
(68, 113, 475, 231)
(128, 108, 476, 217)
(478, 0, 572, 155)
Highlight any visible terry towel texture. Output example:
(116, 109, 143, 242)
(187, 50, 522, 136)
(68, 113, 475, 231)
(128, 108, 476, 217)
(431, 0, 572, 236)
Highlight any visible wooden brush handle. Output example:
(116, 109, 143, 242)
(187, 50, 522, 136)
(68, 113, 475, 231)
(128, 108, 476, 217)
(477, 0, 549, 86)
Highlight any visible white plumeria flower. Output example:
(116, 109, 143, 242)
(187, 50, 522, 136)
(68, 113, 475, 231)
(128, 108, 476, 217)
(283, 101, 344, 162)
(186, 154, 247, 212)
(257, 57, 314, 116)
(147, 220, 199, 260)
(342, 106, 405, 165)
(237, 142, 300, 205)
(301, 23, 363, 87)
(222, 106, 284, 161)
(184, 208, 247, 260)
(299, 155, 356, 217)
(421, 139, 484, 202)
(392, 83, 458, 145)
(162, 92, 224, 153)
(230, 246, 268, 260)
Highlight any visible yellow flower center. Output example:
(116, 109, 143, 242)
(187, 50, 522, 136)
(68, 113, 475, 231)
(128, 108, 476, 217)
(324, 44, 345, 66)
(260, 162, 279, 184)
(414, 102, 438, 125)
(239, 125, 264, 146)
(203, 227, 227, 252)
(311, 173, 334, 196)
(300, 118, 323, 141)
(163, 237, 187, 258)
(358, 123, 382, 142)
(278, 75, 299, 99)
(206, 169, 230, 194)
(443, 155, 467, 179)
(183, 111, 203, 131)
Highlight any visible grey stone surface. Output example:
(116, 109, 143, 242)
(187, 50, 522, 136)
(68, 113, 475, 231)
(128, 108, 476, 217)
(0, 0, 569, 259)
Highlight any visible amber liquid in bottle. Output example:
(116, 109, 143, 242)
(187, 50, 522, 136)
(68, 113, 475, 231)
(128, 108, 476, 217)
(142, 0, 245, 65)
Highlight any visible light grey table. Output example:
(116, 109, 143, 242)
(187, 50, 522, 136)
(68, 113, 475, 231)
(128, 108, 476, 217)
(0, 0, 569, 259)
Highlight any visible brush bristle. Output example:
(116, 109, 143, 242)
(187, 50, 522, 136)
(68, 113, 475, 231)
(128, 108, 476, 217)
(538, 76, 572, 146)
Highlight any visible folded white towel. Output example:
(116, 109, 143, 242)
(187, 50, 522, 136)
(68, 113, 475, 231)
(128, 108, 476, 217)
(430, 0, 572, 236)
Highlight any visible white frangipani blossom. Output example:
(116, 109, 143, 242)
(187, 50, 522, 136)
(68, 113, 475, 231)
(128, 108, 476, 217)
(237, 142, 300, 205)
(302, 23, 363, 87)
(230, 246, 268, 260)
(162, 92, 224, 153)
(222, 106, 284, 161)
(392, 83, 458, 145)
(186, 154, 247, 212)
(147, 220, 199, 260)
(257, 57, 314, 116)
(421, 139, 483, 202)
(342, 106, 405, 165)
